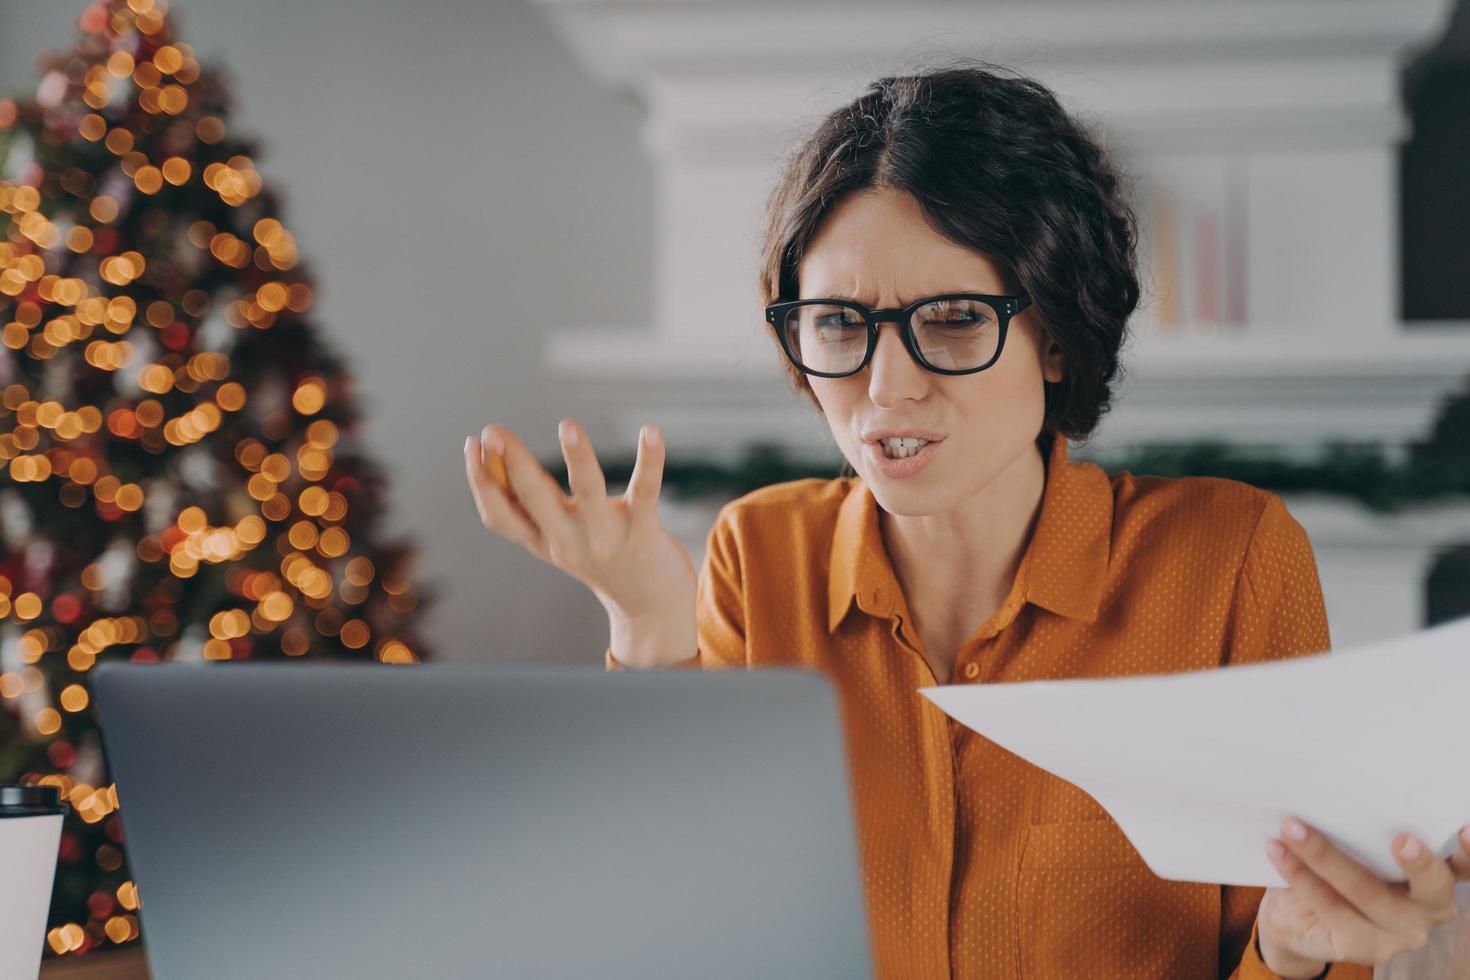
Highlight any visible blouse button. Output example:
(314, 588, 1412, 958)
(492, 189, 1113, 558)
(963, 662, 980, 680)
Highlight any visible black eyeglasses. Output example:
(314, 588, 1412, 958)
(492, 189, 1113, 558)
(765, 291, 1031, 378)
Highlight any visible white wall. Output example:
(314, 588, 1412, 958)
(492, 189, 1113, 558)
(0, 0, 655, 664)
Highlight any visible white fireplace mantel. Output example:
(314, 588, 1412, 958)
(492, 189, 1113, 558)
(533, 0, 1470, 458)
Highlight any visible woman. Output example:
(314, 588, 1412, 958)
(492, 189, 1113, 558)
(463, 64, 1468, 979)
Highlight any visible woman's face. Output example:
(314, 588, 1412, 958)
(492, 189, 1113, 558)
(797, 187, 1063, 516)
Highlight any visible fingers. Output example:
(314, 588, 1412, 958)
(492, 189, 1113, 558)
(1284, 817, 1430, 939)
(558, 418, 609, 511)
(1450, 826, 1470, 881)
(624, 424, 665, 520)
(485, 423, 575, 546)
(1266, 829, 1400, 962)
(464, 434, 545, 555)
(1387, 831, 1461, 926)
(466, 421, 661, 585)
(1276, 816, 1449, 953)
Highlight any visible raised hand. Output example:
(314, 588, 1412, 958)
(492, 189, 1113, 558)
(462, 418, 698, 666)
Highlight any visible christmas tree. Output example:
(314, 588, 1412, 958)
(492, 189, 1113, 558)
(0, 0, 434, 962)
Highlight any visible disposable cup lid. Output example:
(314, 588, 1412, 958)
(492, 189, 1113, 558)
(0, 785, 67, 816)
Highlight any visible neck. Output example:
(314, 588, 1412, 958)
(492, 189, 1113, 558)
(879, 442, 1049, 610)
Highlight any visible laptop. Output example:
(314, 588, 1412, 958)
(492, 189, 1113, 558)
(91, 661, 874, 979)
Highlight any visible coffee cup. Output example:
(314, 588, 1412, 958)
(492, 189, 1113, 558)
(0, 786, 68, 979)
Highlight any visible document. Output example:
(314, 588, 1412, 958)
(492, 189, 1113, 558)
(919, 614, 1470, 888)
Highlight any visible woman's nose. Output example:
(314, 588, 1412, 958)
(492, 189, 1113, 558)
(866, 322, 929, 405)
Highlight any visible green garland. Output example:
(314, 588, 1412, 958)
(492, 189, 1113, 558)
(545, 438, 1470, 513)
(1078, 441, 1470, 513)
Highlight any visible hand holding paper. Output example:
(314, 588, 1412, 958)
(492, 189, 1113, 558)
(1254, 812, 1466, 974)
(920, 614, 1470, 973)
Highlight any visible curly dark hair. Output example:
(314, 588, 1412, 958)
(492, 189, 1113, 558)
(758, 61, 1140, 452)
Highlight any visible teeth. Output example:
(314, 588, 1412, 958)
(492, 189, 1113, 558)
(879, 436, 930, 459)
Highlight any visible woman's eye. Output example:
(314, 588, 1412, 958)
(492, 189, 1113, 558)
(923, 314, 979, 328)
(919, 305, 993, 329)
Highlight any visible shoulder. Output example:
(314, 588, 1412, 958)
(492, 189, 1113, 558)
(695, 478, 853, 589)
(1110, 466, 1276, 532)
(1098, 474, 1335, 660)
(1103, 466, 1309, 568)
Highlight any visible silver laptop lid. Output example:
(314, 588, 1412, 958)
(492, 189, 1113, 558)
(92, 662, 873, 980)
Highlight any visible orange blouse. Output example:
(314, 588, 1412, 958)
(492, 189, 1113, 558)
(607, 435, 1372, 980)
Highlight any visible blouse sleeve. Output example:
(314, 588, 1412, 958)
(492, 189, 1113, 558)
(1220, 494, 1372, 980)
(605, 501, 747, 671)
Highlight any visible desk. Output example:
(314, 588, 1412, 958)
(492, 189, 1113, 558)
(38, 948, 149, 979)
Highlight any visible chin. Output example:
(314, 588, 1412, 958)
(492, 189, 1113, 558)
(871, 493, 942, 518)
(861, 471, 952, 517)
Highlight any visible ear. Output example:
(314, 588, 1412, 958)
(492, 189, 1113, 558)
(1041, 336, 1065, 385)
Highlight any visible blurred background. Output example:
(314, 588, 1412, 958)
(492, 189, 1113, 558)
(6, 0, 1469, 670)
(2, 0, 1469, 973)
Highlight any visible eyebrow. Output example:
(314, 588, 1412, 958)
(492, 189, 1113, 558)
(808, 289, 1005, 304)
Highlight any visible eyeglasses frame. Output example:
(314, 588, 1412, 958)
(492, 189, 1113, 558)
(764, 291, 1033, 378)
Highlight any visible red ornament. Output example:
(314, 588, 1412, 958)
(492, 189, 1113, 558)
(160, 321, 190, 350)
(52, 592, 82, 624)
(159, 525, 185, 553)
(130, 646, 160, 663)
(78, 4, 108, 35)
(59, 832, 82, 862)
(47, 740, 76, 768)
(106, 409, 140, 440)
(86, 890, 115, 919)
(92, 226, 119, 255)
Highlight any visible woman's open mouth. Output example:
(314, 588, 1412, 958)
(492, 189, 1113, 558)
(866, 438, 941, 479)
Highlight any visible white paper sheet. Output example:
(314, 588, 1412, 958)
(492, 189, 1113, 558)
(919, 614, 1470, 888)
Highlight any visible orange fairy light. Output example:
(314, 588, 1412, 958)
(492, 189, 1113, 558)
(133, 166, 163, 195)
(298, 486, 329, 516)
(104, 128, 133, 155)
(65, 226, 94, 253)
(161, 157, 191, 185)
(152, 45, 183, 74)
(196, 115, 224, 143)
(339, 620, 370, 649)
(78, 114, 107, 141)
(90, 195, 120, 223)
(216, 382, 246, 412)
(291, 378, 326, 415)
(259, 591, 293, 622)
(106, 51, 135, 78)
